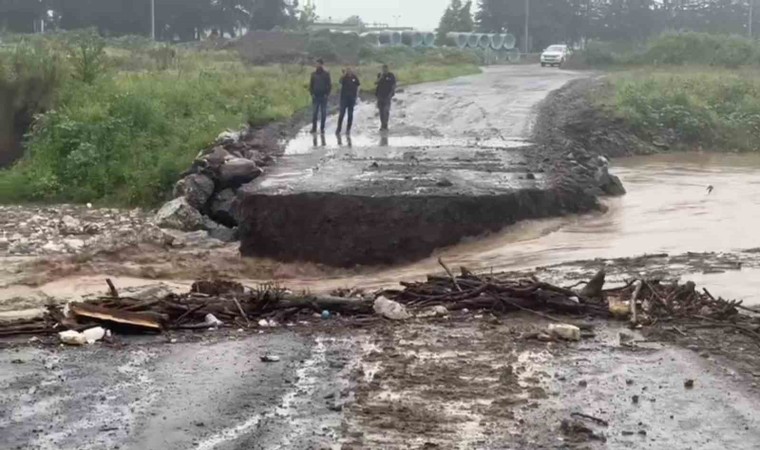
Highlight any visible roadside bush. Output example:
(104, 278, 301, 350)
(0, 40, 65, 168)
(65, 29, 107, 83)
(642, 32, 757, 67)
(612, 70, 760, 150)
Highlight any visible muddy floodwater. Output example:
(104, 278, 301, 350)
(286, 151, 760, 304)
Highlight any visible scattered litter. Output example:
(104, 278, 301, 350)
(204, 314, 223, 328)
(632, 395, 640, 404)
(416, 305, 449, 318)
(59, 330, 87, 346)
(374, 296, 410, 320)
(684, 379, 695, 389)
(260, 355, 281, 363)
(321, 310, 331, 319)
(81, 327, 108, 344)
(548, 324, 581, 341)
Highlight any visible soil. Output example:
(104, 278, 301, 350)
(532, 76, 655, 159)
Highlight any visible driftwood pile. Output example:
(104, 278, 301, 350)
(1, 265, 757, 340)
(0, 279, 374, 337)
(382, 261, 754, 328)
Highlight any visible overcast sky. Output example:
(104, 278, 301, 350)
(312, 0, 451, 31)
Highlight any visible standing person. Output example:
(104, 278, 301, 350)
(309, 58, 331, 134)
(336, 67, 360, 135)
(375, 64, 397, 131)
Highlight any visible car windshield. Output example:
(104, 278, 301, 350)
(546, 46, 566, 52)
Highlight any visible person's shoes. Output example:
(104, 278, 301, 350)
(346, 129, 351, 135)
(310, 128, 317, 134)
(335, 129, 341, 135)
(320, 129, 325, 134)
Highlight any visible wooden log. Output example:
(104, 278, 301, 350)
(70, 302, 164, 330)
(271, 295, 373, 314)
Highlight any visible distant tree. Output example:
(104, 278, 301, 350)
(437, 0, 464, 43)
(250, 0, 293, 30)
(294, 0, 318, 30)
(0, 0, 47, 33)
(475, 0, 510, 33)
(458, 1, 475, 31)
(343, 15, 365, 31)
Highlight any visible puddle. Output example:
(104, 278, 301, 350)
(284, 131, 530, 155)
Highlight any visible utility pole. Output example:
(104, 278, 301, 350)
(751, 0, 755, 38)
(151, 0, 156, 40)
(524, 0, 530, 53)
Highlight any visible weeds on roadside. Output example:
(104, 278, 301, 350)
(612, 70, 760, 151)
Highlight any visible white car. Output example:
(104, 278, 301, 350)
(540, 45, 570, 67)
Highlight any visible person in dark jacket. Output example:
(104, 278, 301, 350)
(309, 59, 331, 134)
(336, 67, 360, 135)
(375, 64, 397, 131)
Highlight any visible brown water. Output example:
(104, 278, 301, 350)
(3, 152, 760, 311)
(283, 152, 760, 300)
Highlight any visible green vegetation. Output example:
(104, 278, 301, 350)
(608, 69, 760, 152)
(0, 34, 479, 206)
(574, 32, 760, 69)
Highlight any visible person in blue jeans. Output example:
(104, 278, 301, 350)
(309, 58, 331, 134)
(336, 67, 360, 135)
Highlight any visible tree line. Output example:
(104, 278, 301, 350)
(0, 0, 303, 41)
(440, 0, 760, 51)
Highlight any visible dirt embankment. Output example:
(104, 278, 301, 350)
(533, 77, 654, 159)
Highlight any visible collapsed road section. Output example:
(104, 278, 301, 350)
(237, 66, 618, 267)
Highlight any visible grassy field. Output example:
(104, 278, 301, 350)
(603, 68, 760, 152)
(0, 35, 480, 206)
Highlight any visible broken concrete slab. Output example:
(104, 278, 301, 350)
(236, 67, 598, 267)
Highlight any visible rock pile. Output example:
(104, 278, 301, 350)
(0, 205, 169, 257)
(545, 147, 626, 198)
(155, 128, 276, 241)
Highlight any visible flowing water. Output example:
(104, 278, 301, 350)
(282, 152, 760, 304)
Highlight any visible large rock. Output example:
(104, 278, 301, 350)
(595, 165, 626, 196)
(173, 173, 215, 210)
(209, 188, 239, 227)
(58, 215, 82, 235)
(154, 198, 205, 231)
(219, 158, 263, 188)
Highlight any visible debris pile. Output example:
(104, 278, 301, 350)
(607, 279, 745, 323)
(0, 279, 374, 338)
(382, 262, 609, 318)
(1, 266, 757, 343)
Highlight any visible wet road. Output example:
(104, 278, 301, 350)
(0, 333, 357, 450)
(251, 65, 585, 196)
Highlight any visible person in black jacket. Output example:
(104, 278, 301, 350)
(375, 64, 397, 131)
(336, 67, 360, 135)
(309, 59, 331, 134)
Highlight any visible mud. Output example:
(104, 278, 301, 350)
(4, 310, 760, 449)
(240, 189, 596, 267)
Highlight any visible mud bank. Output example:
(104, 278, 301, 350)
(240, 189, 596, 266)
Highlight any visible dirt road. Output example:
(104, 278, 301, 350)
(4, 66, 760, 449)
